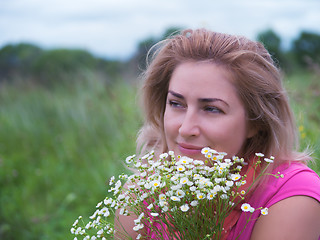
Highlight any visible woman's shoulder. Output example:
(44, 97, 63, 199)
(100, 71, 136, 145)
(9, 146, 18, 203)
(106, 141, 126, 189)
(265, 161, 320, 206)
(249, 162, 320, 240)
(274, 160, 318, 174)
(232, 162, 320, 240)
(225, 161, 320, 240)
(272, 161, 320, 187)
(250, 194, 320, 240)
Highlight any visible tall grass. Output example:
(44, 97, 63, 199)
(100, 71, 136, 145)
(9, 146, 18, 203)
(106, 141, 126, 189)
(284, 71, 320, 172)
(0, 70, 319, 239)
(0, 74, 142, 240)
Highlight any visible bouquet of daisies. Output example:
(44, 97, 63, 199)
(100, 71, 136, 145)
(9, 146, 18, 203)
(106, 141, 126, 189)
(71, 148, 281, 240)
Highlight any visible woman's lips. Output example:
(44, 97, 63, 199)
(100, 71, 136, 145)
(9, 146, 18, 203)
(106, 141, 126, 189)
(178, 143, 202, 156)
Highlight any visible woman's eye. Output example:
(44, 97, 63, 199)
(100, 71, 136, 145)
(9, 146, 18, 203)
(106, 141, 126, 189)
(204, 106, 223, 113)
(168, 100, 184, 108)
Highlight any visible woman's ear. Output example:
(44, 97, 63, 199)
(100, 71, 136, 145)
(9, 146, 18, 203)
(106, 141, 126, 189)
(247, 123, 258, 139)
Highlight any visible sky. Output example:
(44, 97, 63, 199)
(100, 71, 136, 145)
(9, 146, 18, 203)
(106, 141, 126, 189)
(1, 0, 320, 60)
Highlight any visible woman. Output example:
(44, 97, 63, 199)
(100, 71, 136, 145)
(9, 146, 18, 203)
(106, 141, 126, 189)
(116, 29, 320, 239)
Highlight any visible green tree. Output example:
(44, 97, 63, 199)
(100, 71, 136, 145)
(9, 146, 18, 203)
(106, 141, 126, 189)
(32, 49, 98, 85)
(0, 43, 43, 81)
(162, 26, 182, 39)
(257, 29, 285, 68)
(129, 26, 183, 74)
(292, 31, 320, 67)
(136, 36, 158, 69)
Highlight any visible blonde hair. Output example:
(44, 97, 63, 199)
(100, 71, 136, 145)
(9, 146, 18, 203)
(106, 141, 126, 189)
(137, 28, 310, 167)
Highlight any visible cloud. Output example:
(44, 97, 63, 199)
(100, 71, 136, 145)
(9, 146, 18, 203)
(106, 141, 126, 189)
(0, 0, 319, 59)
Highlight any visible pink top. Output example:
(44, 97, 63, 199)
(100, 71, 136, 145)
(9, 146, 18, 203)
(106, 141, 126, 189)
(227, 162, 320, 240)
(144, 162, 320, 239)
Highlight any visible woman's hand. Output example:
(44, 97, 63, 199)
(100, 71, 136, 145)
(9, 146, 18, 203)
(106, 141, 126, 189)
(114, 208, 140, 240)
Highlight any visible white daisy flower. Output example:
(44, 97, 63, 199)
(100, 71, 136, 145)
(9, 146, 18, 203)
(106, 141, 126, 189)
(190, 200, 198, 206)
(72, 219, 79, 227)
(226, 180, 234, 187)
(104, 198, 112, 205)
(134, 218, 141, 224)
(261, 208, 268, 215)
(170, 196, 180, 201)
(241, 203, 252, 212)
(115, 180, 121, 189)
(197, 192, 205, 200)
(162, 206, 169, 212)
(159, 153, 168, 159)
(215, 178, 223, 183)
(177, 156, 193, 165)
(109, 176, 115, 185)
(133, 223, 144, 231)
(187, 181, 194, 186)
(220, 194, 228, 199)
(180, 177, 189, 185)
(159, 194, 166, 201)
(176, 189, 185, 198)
(97, 229, 104, 237)
(171, 175, 179, 181)
(180, 204, 190, 212)
(241, 203, 255, 213)
(125, 154, 136, 164)
(140, 171, 147, 177)
(140, 193, 148, 200)
(193, 160, 204, 165)
(159, 200, 166, 207)
(144, 182, 151, 189)
(213, 185, 221, 192)
(193, 174, 201, 179)
(207, 192, 215, 200)
(230, 173, 241, 181)
(89, 210, 99, 219)
(151, 180, 161, 188)
(205, 152, 213, 159)
(138, 212, 144, 220)
(119, 208, 125, 215)
(177, 165, 186, 172)
(264, 157, 274, 163)
(236, 165, 243, 170)
(117, 194, 125, 201)
(171, 184, 182, 191)
(201, 147, 211, 155)
(100, 207, 110, 217)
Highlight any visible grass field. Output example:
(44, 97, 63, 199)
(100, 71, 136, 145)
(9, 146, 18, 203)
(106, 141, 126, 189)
(285, 71, 320, 171)
(0, 70, 319, 239)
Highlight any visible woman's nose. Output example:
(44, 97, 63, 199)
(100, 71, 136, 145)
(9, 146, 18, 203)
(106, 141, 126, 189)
(178, 110, 200, 138)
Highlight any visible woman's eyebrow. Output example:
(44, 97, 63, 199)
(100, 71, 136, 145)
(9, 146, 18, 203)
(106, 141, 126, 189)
(199, 98, 229, 107)
(168, 90, 184, 99)
(168, 90, 229, 107)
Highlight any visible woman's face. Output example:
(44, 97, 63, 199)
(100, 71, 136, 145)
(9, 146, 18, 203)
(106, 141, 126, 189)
(163, 61, 255, 160)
